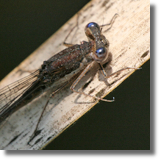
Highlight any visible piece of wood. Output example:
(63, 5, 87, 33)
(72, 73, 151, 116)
(0, 0, 150, 150)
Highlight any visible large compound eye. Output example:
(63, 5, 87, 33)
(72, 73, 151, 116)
(95, 47, 106, 59)
(85, 22, 100, 40)
(86, 22, 100, 31)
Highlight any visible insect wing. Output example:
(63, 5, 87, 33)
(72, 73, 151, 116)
(0, 70, 39, 112)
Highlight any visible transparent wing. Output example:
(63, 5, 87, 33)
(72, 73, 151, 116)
(0, 70, 39, 111)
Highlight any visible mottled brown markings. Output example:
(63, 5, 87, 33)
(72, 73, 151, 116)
(105, 2, 114, 11)
(141, 50, 149, 58)
(83, 4, 93, 12)
(7, 132, 22, 146)
(95, 88, 106, 98)
(34, 137, 43, 145)
(101, 0, 110, 7)
(88, 88, 96, 95)
(80, 11, 95, 24)
(47, 136, 52, 141)
(81, 16, 86, 24)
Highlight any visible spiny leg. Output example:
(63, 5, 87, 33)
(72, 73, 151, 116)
(63, 13, 81, 47)
(70, 61, 114, 102)
(99, 63, 141, 79)
(28, 81, 69, 144)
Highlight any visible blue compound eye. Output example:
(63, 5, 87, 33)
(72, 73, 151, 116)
(86, 22, 100, 30)
(95, 47, 106, 58)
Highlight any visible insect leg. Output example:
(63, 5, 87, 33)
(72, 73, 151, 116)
(70, 61, 114, 102)
(99, 63, 141, 79)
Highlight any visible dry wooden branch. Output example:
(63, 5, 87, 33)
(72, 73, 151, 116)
(0, 0, 150, 150)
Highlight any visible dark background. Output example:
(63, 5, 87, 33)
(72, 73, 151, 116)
(0, 0, 150, 150)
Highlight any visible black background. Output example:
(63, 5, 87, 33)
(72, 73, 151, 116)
(0, 0, 150, 150)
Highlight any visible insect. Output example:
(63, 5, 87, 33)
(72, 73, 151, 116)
(0, 14, 138, 141)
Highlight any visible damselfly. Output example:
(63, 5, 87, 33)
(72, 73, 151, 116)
(0, 14, 138, 140)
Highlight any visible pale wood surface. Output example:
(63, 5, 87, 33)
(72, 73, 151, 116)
(0, 0, 150, 150)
